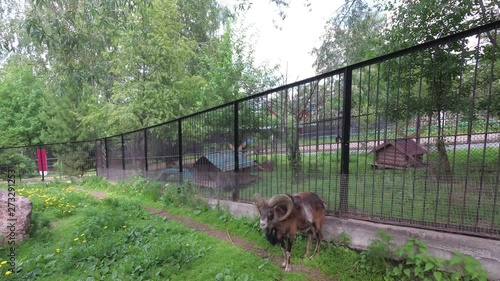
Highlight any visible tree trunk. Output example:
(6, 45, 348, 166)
(433, 112, 452, 182)
(288, 124, 302, 183)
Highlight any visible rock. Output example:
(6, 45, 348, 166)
(0, 189, 33, 246)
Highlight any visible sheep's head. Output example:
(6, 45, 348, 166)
(253, 193, 293, 229)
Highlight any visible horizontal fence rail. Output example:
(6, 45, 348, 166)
(1, 21, 499, 239)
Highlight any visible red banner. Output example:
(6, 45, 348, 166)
(37, 149, 47, 173)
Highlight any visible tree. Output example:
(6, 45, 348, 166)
(0, 55, 45, 146)
(263, 80, 322, 182)
(21, 0, 146, 142)
(312, 0, 386, 73)
(102, 0, 202, 130)
(383, 0, 499, 178)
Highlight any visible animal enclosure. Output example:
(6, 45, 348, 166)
(1, 21, 500, 240)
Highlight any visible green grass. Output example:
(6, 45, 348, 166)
(2, 177, 488, 280)
(0, 181, 313, 280)
(0, 179, 384, 281)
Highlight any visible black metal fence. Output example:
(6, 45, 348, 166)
(1, 21, 499, 239)
(0, 141, 96, 183)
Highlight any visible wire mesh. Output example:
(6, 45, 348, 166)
(1, 21, 499, 238)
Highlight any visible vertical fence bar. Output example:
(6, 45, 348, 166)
(234, 102, 239, 171)
(340, 67, 352, 213)
(144, 128, 148, 173)
(121, 134, 125, 173)
(233, 101, 240, 201)
(95, 140, 99, 177)
(104, 138, 109, 179)
(178, 119, 183, 184)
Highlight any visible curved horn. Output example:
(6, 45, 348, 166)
(267, 194, 294, 221)
(253, 193, 265, 208)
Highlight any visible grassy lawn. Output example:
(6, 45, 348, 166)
(0, 178, 385, 281)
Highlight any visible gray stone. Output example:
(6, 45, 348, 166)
(0, 189, 32, 246)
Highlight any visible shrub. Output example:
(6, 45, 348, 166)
(0, 150, 37, 180)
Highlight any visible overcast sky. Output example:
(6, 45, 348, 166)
(222, 1, 343, 82)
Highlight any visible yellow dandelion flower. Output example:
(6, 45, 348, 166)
(5, 271, 12, 275)
(122, 225, 127, 228)
(80, 234, 85, 237)
(56, 248, 61, 253)
(83, 240, 87, 243)
(0, 261, 6, 265)
(104, 226, 108, 229)
(74, 237, 79, 241)
(185, 243, 190, 247)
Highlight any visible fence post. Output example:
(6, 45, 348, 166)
(104, 138, 109, 179)
(121, 134, 125, 179)
(95, 140, 99, 177)
(340, 67, 352, 213)
(144, 128, 148, 174)
(233, 101, 240, 201)
(178, 119, 183, 185)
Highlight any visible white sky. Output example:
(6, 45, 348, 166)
(222, 1, 343, 82)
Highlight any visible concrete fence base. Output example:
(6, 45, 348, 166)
(205, 198, 500, 280)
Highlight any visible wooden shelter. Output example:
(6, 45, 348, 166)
(191, 151, 259, 189)
(372, 138, 428, 169)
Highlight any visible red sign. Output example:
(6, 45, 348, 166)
(37, 149, 47, 175)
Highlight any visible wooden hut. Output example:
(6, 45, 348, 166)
(372, 138, 428, 169)
(191, 151, 258, 189)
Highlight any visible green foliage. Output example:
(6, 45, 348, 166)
(0, 181, 312, 281)
(332, 232, 352, 247)
(312, 1, 386, 73)
(80, 176, 110, 190)
(356, 231, 489, 281)
(161, 183, 209, 211)
(448, 252, 489, 281)
(215, 267, 254, 281)
(389, 238, 446, 280)
(54, 145, 93, 177)
(113, 175, 165, 203)
(0, 0, 278, 143)
(0, 150, 37, 179)
(29, 212, 51, 239)
(356, 231, 394, 275)
(0, 55, 45, 147)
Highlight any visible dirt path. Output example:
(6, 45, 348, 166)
(83, 189, 333, 281)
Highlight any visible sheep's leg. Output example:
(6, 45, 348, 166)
(284, 237, 294, 272)
(310, 230, 323, 259)
(304, 232, 313, 258)
(280, 240, 287, 268)
(284, 251, 292, 272)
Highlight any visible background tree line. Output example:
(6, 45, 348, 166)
(0, 0, 498, 156)
(0, 0, 280, 148)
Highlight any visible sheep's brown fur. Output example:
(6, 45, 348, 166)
(253, 192, 326, 272)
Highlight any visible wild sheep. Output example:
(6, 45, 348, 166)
(253, 192, 326, 272)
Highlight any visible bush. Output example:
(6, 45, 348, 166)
(0, 150, 37, 180)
